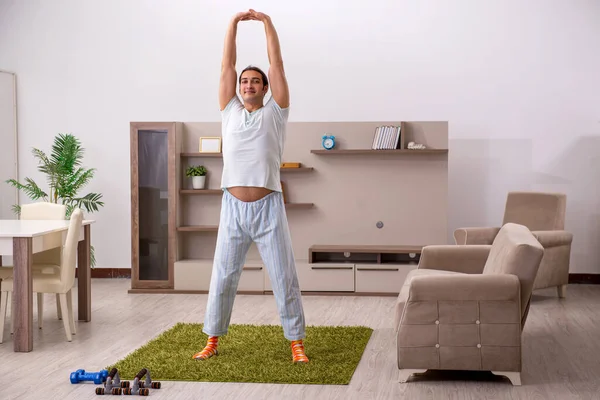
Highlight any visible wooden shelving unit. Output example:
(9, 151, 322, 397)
(132, 120, 448, 295)
(310, 149, 448, 155)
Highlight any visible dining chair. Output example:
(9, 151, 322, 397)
(0, 208, 82, 343)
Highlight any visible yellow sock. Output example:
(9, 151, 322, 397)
(192, 336, 219, 360)
(291, 339, 309, 363)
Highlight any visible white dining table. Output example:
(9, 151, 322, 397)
(0, 219, 94, 352)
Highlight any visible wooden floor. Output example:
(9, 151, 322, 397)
(1, 279, 600, 400)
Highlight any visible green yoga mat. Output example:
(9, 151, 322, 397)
(108, 323, 373, 385)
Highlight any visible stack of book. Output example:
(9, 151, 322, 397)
(371, 125, 401, 149)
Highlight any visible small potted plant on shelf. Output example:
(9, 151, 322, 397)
(186, 165, 207, 189)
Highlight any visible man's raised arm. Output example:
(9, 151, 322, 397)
(220, 12, 252, 111)
(250, 10, 290, 109)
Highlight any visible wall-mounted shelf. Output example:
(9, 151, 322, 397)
(177, 204, 315, 234)
(285, 203, 314, 209)
(281, 167, 314, 172)
(180, 189, 223, 195)
(177, 225, 219, 232)
(180, 155, 314, 172)
(310, 149, 448, 155)
(179, 191, 314, 207)
(181, 152, 223, 158)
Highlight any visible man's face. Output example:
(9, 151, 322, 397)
(239, 70, 267, 102)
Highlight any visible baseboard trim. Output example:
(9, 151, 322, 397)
(77, 268, 132, 279)
(81, 269, 600, 285)
(568, 273, 600, 284)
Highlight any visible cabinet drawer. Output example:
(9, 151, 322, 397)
(265, 262, 355, 292)
(238, 264, 264, 292)
(174, 260, 264, 292)
(297, 262, 355, 292)
(355, 264, 417, 294)
(174, 260, 212, 291)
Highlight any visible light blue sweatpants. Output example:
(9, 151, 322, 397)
(203, 188, 306, 341)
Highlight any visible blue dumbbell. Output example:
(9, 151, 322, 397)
(70, 369, 109, 384)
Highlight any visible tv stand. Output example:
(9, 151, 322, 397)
(299, 245, 423, 295)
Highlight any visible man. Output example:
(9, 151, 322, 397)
(193, 9, 308, 364)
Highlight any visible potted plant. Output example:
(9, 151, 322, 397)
(5, 133, 104, 266)
(186, 165, 207, 189)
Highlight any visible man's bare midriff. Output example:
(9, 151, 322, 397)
(227, 186, 273, 202)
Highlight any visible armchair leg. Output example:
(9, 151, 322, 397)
(398, 369, 427, 383)
(491, 371, 521, 386)
(557, 284, 567, 298)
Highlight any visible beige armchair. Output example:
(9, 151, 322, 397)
(453, 191, 572, 298)
(395, 223, 544, 386)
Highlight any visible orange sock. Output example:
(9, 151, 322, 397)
(192, 336, 219, 360)
(291, 339, 309, 363)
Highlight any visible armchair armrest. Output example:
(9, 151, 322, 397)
(418, 245, 492, 274)
(531, 230, 573, 248)
(407, 274, 520, 302)
(453, 227, 500, 245)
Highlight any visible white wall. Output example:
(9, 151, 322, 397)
(0, 70, 18, 219)
(0, 0, 598, 273)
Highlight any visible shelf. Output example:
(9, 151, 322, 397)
(177, 225, 219, 232)
(281, 167, 314, 172)
(180, 189, 222, 195)
(180, 156, 314, 172)
(285, 203, 314, 209)
(177, 191, 313, 209)
(181, 152, 223, 157)
(310, 149, 448, 155)
(310, 244, 424, 253)
(174, 258, 262, 270)
(177, 204, 314, 232)
(309, 244, 424, 264)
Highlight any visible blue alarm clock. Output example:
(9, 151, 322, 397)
(322, 135, 335, 150)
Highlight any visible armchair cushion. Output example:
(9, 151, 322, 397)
(417, 245, 492, 274)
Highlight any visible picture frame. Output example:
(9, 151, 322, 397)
(199, 137, 222, 153)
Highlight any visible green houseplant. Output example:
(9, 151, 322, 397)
(186, 165, 207, 189)
(5, 133, 104, 266)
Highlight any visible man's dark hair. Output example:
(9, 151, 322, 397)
(239, 65, 268, 87)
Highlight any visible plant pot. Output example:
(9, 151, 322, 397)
(192, 176, 206, 189)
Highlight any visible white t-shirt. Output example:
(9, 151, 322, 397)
(220, 95, 289, 192)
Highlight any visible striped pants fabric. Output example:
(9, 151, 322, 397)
(203, 188, 306, 341)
